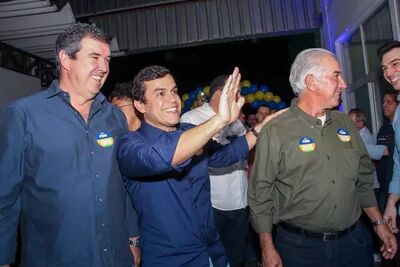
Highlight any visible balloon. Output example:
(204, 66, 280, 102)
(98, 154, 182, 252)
(182, 93, 189, 101)
(189, 91, 197, 100)
(255, 91, 264, 100)
(251, 100, 262, 109)
(277, 101, 287, 110)
(248, 84, 257, 94)
(259, 85, 269, 92)
(240, 87, 249, 96)
(269, 101, 278, 110)
(273, 95, 281, 103)
(241, 80, 251, 88)
(245, 94, 255, 104)
(203, 86, 210, 95)
(195, 87, 203, 94)
(264, 92, 273, 101)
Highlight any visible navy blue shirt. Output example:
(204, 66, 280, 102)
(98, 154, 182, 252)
(376, 123, 395, 194)
(117, 122, 248, 267)
(0, 81, 138, 267)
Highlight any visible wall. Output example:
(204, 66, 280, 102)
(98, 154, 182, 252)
(0, 67, 42, 107)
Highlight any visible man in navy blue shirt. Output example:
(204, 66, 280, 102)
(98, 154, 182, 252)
(117, 66, 282, 266)
(0, 23, 139, 267)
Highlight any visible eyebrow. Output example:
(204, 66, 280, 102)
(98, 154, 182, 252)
(153, 85, 178, 93)
(89, 52, 111, 60)
(382, 58, 400, 68)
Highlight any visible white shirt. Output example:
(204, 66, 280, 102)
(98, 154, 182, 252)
(180, 103, 248, 210)
(359, 126, 386, 189)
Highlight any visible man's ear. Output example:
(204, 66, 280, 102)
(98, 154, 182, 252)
(134, 100, 146, 114)
(305, 74, 316, 92)
(59, 50, 71, 71)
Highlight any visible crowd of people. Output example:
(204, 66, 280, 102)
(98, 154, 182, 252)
(1, 22, 400, 267)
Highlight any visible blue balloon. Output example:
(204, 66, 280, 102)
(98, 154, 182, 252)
(260, 100, 267, 106)
(189, 91, 197, 99)
(240, 87, 249, 96)
(195, 87, 203, 94)
(267, 100, 277, 110)
(248, 84, 258, 94)
(277, 101, 287, 110)
(259, 84, 270, 93)
(251, 100, 262, 109)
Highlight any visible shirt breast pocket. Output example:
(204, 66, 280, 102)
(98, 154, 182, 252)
(337, 148, 359, 183)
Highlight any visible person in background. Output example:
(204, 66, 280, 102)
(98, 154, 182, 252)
(109, 82, 141, 131)
(256, 106, 271, 124)
(0, 23, 140, 267)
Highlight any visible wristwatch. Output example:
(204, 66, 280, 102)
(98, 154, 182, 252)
(250, 127, 260, 138)
(129, 238, 140, 247)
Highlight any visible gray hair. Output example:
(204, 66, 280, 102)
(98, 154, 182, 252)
(289, 48, 336, 95)
(55, 23, 110, 72)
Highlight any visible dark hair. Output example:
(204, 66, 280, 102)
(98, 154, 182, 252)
(383, 91, 399, 103)
(55, 23, 110, 71)
(348, 108, 366, 123)
(209, 75, 229, 97)
(377, 41, 400, 61)
(132, 65, 171, 103)
(109, 82, 133, 101)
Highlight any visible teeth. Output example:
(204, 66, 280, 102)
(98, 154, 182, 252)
(92, 76, 102, 80)
(164, 107, 177, 112)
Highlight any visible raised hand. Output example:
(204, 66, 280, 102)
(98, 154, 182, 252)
(217, 67, 244, 125)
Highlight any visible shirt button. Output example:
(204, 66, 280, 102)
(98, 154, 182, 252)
(95, 174, 99, 178)
(101, 223, 105, 227)
(98, 198, 103, 202)
(90, 151, 94, 155)
(332, 180, 335, 184)
(333, 204, 337, 209)
(326, 155, 330, 160)
(86, 130, 89, 134)
(103, 248, 108, 252)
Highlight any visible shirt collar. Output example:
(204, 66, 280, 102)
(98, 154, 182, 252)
(290, 98, 332, 127)
(46, 80, 106, 106)
(138, 122, 169, 142)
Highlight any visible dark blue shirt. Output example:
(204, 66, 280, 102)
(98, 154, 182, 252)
(117, 122, 249, 267)
(0, 81, 138, 267)
(376, 123, 395, 194)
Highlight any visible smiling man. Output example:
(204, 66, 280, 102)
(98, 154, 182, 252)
(248, 48, 397, 267)
(378, 41, 400, 236)
(0, 23, 139, 267)
(116, 65, 282, 266)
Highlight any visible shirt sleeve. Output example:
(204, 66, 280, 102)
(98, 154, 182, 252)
(248, 127, 278, 233)
(117, 129, 191, 178)
(125, 191, 139, 237)
(389, 128, 400, 195)
(208, 135, 248, 168)
(348, 122, 377, 208)
(0, 104, 25, 265)
(364, 144, 387, 161)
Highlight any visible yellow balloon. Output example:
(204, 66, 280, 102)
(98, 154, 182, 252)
(264, 92, 273, 101)
(241, 80, 251, 88)
(273, 95, 281, 103)
(245, 94, 255, 103)
(203, 86, 210, 95)
(255, 91, 264, 100)
(182, 93, 189, 101)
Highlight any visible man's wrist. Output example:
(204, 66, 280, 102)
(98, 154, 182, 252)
(129, 237, 140, 247)
(372, 219, 387, 226)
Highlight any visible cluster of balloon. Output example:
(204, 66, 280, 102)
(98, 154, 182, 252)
(181, 80, 286, 114)
(240, 80, 287, 113)
(181, 86, 211, 113)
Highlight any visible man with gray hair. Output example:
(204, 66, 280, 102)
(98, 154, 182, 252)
(0, 23, 139, 267)
(248, 48, 397, 267)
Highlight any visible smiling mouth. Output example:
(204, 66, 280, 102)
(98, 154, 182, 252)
(164, 107, 179, 113)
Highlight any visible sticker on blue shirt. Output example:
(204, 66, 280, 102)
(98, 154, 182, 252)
(298, 137, 315, 152)
(337, 128, 351, 142)
(96, 131, 114, 148)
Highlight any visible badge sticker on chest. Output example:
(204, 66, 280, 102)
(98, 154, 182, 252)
(96, 131, 114, 148)
(337, 128, 351, 142)
(298, 137, 315, 152)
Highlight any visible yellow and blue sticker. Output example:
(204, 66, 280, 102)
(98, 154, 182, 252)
(96, 131, 114, 148)
(337, 128, 351, 142)
(298, 137, 315, 152)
